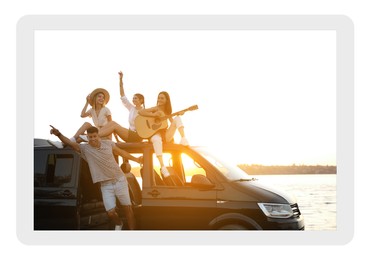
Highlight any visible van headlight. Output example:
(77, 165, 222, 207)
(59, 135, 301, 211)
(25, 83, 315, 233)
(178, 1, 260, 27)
(258, 203, 293, 218)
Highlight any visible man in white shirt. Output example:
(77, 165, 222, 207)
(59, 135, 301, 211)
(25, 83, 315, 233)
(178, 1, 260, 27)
(49, 125, 141, 230)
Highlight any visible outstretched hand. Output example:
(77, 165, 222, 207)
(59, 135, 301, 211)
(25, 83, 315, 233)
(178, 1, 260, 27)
(118, 71, 123, 79)
(49, 125, 61, 136)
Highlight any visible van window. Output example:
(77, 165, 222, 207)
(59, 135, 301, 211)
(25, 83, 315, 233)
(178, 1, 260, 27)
(193, 147, 253, 181)
(34, 153, 74, 187)
(181, 153, 206, 182)
(151, 151, 214, 188)
(152, 153, 173, 186)
(79, 159, 102, 202)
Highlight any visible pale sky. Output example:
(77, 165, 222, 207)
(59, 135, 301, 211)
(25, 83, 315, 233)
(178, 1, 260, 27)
(34, 29, 336, 165)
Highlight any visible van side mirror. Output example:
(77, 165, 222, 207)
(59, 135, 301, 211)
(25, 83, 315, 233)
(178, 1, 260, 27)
(190, 174, 215, 189)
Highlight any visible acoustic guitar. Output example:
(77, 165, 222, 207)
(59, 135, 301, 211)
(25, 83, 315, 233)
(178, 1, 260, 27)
(134, 105, 198, 138)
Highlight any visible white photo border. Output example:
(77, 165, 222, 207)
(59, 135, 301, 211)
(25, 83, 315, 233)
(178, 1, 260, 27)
(16, 15, 354, 245)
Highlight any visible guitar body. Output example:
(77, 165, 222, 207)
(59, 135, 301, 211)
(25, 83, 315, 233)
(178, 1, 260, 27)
(135, 115, 168, 138)
(135, 105, 198, 138)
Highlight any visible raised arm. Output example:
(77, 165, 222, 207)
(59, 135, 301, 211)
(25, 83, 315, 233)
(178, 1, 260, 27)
(119, 71, 124, 97)
(49, 125, 81, 152)
(80, 94, 91, 118)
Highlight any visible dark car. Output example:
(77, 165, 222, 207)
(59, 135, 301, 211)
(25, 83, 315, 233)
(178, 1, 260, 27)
(34, 139, 304, 230)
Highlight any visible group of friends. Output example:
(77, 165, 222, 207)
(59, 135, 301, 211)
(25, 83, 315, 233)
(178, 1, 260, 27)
(48, 71, 190, 230)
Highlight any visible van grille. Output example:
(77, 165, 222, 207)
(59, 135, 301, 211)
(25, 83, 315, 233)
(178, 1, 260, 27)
(291, 203, 301, 218)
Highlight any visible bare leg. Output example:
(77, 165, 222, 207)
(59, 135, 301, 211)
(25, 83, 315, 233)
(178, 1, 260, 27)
(99, 121, 129, 141)
(112, 123, 129, 141)
(73, 122, 92, 140)
(123, 205, 136, 230)
(107, 208, 123, 226)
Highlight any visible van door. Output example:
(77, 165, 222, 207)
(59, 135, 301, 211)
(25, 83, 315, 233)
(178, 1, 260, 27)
(78, 159, 111, 230)
(138, 151, 218, 230)
(34, 149, 79, 230)
(141, 186, 217, 230)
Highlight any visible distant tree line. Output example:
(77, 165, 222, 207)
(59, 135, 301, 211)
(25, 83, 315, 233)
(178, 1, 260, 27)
(237, 164, 337, 175)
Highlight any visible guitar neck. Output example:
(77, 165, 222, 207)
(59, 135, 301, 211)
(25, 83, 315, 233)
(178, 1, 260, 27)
(160, 108, 191, 121)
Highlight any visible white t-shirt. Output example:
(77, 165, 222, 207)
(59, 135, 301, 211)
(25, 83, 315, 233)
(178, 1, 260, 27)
(86, 107, 111, 128)
(121, 95, 139, 131)
(79, 140, 123, 183)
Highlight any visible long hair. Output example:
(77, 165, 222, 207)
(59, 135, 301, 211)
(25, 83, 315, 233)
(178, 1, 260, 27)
(157, 91, 172, 115)
(92, 92, 106, 110)
(134, 93, 145, 108)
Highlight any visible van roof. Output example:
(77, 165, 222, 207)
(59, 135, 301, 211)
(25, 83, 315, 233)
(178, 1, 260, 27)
(34, 138, 53, 147)
(33, 138, 199, 151)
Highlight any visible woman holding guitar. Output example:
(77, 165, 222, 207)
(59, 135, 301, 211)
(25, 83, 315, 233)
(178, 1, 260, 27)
(137, 91, 189, 178)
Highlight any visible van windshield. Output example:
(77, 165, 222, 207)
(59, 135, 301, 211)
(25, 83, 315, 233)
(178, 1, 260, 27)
(193, 147, 253, 182)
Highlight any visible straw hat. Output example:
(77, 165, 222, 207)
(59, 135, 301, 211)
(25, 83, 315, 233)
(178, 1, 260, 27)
(89, 88, 110, 106)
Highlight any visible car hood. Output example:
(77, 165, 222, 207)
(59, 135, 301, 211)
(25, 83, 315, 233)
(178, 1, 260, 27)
(231, 179, 297, 204)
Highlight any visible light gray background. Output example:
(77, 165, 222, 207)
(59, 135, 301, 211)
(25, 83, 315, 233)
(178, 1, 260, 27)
(16, 15, 353, 245)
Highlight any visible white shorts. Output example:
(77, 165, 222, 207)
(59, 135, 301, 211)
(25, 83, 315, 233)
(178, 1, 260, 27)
(100, 176, 131, 211)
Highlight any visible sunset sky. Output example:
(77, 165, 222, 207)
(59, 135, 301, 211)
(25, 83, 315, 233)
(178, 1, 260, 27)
(34, 29, 336, 166)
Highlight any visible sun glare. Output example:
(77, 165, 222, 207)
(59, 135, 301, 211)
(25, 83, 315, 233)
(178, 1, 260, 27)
(35, 30, 336, 167)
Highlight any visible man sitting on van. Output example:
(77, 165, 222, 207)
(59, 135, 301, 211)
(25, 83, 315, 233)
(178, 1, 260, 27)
(49, 125, 141, 230)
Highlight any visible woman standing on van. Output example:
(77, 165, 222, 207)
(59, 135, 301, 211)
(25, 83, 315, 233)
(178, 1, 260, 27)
(97, 71, 145, 142)
(137, 91, 189, 178)
(48, 88, 112, 148)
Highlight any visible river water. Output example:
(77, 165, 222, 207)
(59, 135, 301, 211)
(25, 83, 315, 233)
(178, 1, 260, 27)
(250, 174, 336, 231)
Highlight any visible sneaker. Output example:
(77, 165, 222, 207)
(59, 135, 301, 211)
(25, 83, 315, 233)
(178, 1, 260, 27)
(180, 137, 189, 146)
(79, 135, 88, 142)
(115, 224, 123, 231)
(47, 140, 64, 149)
(161, 166, 170, 178)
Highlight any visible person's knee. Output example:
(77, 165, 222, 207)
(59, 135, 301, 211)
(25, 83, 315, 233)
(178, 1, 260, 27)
(106, 208, 117, 218)
(151, 135, 162, 146)
(151, 134, 163, 155)
(83, 122, 92, 128)
(174, 116, 184, 128)
(150, 134, 162, 143)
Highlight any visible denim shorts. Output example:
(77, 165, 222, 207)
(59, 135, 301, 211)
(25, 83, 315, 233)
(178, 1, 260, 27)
(100, 176, 131, 211)
(128, 129, 143, 142)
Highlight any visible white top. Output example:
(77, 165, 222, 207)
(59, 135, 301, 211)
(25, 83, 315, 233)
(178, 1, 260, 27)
(86, 107, 111, 128)
(121, 95, 139, 131)
(80, 140, 123, 183)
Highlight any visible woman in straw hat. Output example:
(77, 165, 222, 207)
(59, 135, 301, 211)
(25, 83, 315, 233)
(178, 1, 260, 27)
(77, 87, 112, 138)
(48, 87, 112, 148)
